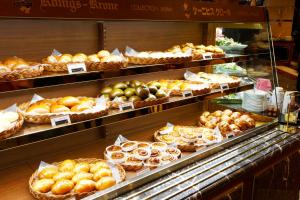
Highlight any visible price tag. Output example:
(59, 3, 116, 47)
(202, 53, 212, 60)
(67, 63, 87, 74)
(137, 167, 150, 176)
(220, 83, 229, 93)
(119, 102, 134, 111)
(50, 115, 71, 127)
(182, 90, 193, 98)
(226, 132, 235, 139)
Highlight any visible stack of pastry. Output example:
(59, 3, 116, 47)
(104, 141, 181, 171)
(29, 158, 126, 200)
(154, 125, 221, 152)
(198, 109, 256, 136)
(150, 80, 211, 96)
(0, 57, 44, 80)
(0, 110, 23, 140)
(125, 50, 192, 65)
(167, 43, 225, 60)
(18, 96, 108, 124)
(43, 50, 126, 72)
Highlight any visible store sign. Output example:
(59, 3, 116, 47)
(50, 115, 71, 127)
(5, 0, 266, 22)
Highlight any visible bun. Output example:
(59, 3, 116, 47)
(12, 63, 29, 70)
(97, 50, 110, 58)
(53, 171, 74, 181)
(58, 54, 72, 63)
(74, 179, 95, 193)
(87, 54, 101, 62)
(95, 176, 116, 191)
(50, 104, 70, 113)
(70, 103, 91, 112)
(93, 168, 112, 181)
(58, 159, 76, 172)
(27, 104, 50, 114)
(90, 161, 110, 173)
(46, 55, 58, 63)
(73, 162, 90, 173)
(0, 65, 11, 73)
(36, 99, 55, 107)
(72, 172, 94, 184)
(32, 179, 55, 193)
(72, 53, 87, 62)
(57, 96, 80, 107)
(38, 167, 58, 179)
(51, 179, 74, 195)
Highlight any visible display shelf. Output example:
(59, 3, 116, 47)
(0, 81, 253, 150)
(0, 53, 267, 93)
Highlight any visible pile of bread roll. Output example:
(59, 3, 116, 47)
(0, 57, 37, 73)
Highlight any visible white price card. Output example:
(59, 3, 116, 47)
(202, 53, 213, 60)
(182, 90, 193, 98)
(220, 83, 229, 93)
(67, 63, 87, 74)
(226, 132, 235, 139)
(119, 102, 134, 111)
(50, 115, 71, 127)
(137, 167, 150, 176)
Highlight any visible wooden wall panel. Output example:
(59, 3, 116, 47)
(0, 19, 99, 60)
(102, 21, 204, 51)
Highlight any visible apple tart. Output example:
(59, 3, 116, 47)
(154, 125, 223, 152)
(18, 96, 108, 124)
(0, 57, 44, 80)
(0, 110, 24, 140)
(29, 158, 126, 200)
(104, 141, 181, 171)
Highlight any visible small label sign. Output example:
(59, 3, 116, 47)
(137, 167, 150, 176)
(226, 133, 235, 139)
(119, 102, 134, 111)
(50, 115, 71, 127)
(67, 63, 87, 74)
(202, 53, 212, 60)
(220, 83, 229, 93)
(182, 90, 193, 98)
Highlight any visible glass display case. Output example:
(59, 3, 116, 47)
(0, 1, 299, 200)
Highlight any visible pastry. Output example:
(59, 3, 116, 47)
(74, 179, 95, 193)
(32, 179, 55, 193)
(38, 166, 58, 179)
(150, 148, 162, 157)
(161, 154, 177, 165)
(95, 176, 116, 191)
(93, 168, 112, 181)
(133, 148, 151, 160)
(73, 162, 90, 173)
(166, 147, 181, 158)
(137, 142, 150, 149)
(109, 152, 126, 164)
(57, 96, 80, 107)
(58, 159, 76, 172)
(145, 157, 161, 169)
(90, 161, 110, 173)
(87, 54, 101, 62)
(151, 142, 168, 151)
(121, 141, 138, 152)
(70, 103, 91, 112)
(97, 50, 110, 58)
(50, 104, 70, 113)
(72, 53, 87, 62)
(53, 171, 74, 181)
(51, 179, 74, 195)
(27, 104, 50, 114)
(58, 54, 72, 63)
(105, 145, 122, 156)
(72, 172, 94, 184)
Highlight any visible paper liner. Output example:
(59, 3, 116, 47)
(126, 56, 192, 65)
(18, 97, 108, 124)
(0, 64, 44, 80)
(110, 96, 169, 109)
(29, 158, 126, 200)
(0, 113, 24, 140)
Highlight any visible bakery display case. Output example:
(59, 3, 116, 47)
(0, 1, 299, 200)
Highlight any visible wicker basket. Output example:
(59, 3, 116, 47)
(18, 98, 109, 124)
(212, 53, 225, 58)
(86, 61, 127, 72)
(126, 56, 192, 65)
(0, 113, 24, 140)
(110, 96, 169, 109)
(0, 64, 44, 80)
(29, 158, 126, 200)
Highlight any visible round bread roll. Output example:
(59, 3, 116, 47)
(53, 171, 74, 181)
(70, 103, 91, 112)
(27, 104, 50, 114)
(223, 109, 233, 116)
(51, 179, 74, 195)
(58, 54, 72, 63)
(59, 159, 76, 172)
(72, 172, 94, 184)
(93, 168, 112, 181)
(199, 116, 208, 125)
(46, 55, 58, 63)
(58, 96, 80, 107)
(32, 179, 55, 193)
(95, 176, 116, 191)
(101, 55, 122, 63)
(73, 162, 90, 173)
(38, 167, 58, 179)
(87, 54, 101, 62)
(97, 50, 110, 58)
(204, 121, 216, 129)
(2, 112, 19, 123)
(234, 118, 248, 130)
(79, 98, 96, 107)
(231, 112, 241, 120)
(212, 110, 223, 117)
(202, 111, 210, 118)
(50, 104, 70, 113)
(72, 53, 87, 62)
(12, 63, 29, 70)
(229, 124, 240, 132)
(0, 64, 11, 73)
(218, 121, 231, 135)
(36, 99, 55, 107)
(74, 179, 95, 193)
(90, 161, 110, 173)
(221, 115, 233, 124)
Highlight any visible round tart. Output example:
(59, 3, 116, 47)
(150, 148, 162, 157)
(151, 142, 168, 151)
(166, 147, 181, 158)
(158, 134, 175, 144)
(160, 154, 177, 165)
(137, 142, 150, 149)
(122, 156, 143, 171)
(181, 132, 198, 143)
(121, 141, 138, 152)
(133, 148, 151, 160)
(105, 145, 122, 156)
(145, 157, 161, 169)
(108, 152, 126, 164)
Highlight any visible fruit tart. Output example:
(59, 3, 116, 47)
(0, 56, 44, 80)
(104, 141, 181, 171)
(100, 80, 169, 109)
(0, 110, 23, 140)
(194, 72, 241, 89)
(29, 158, 125, 200)
(18, 96, 108, 124)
